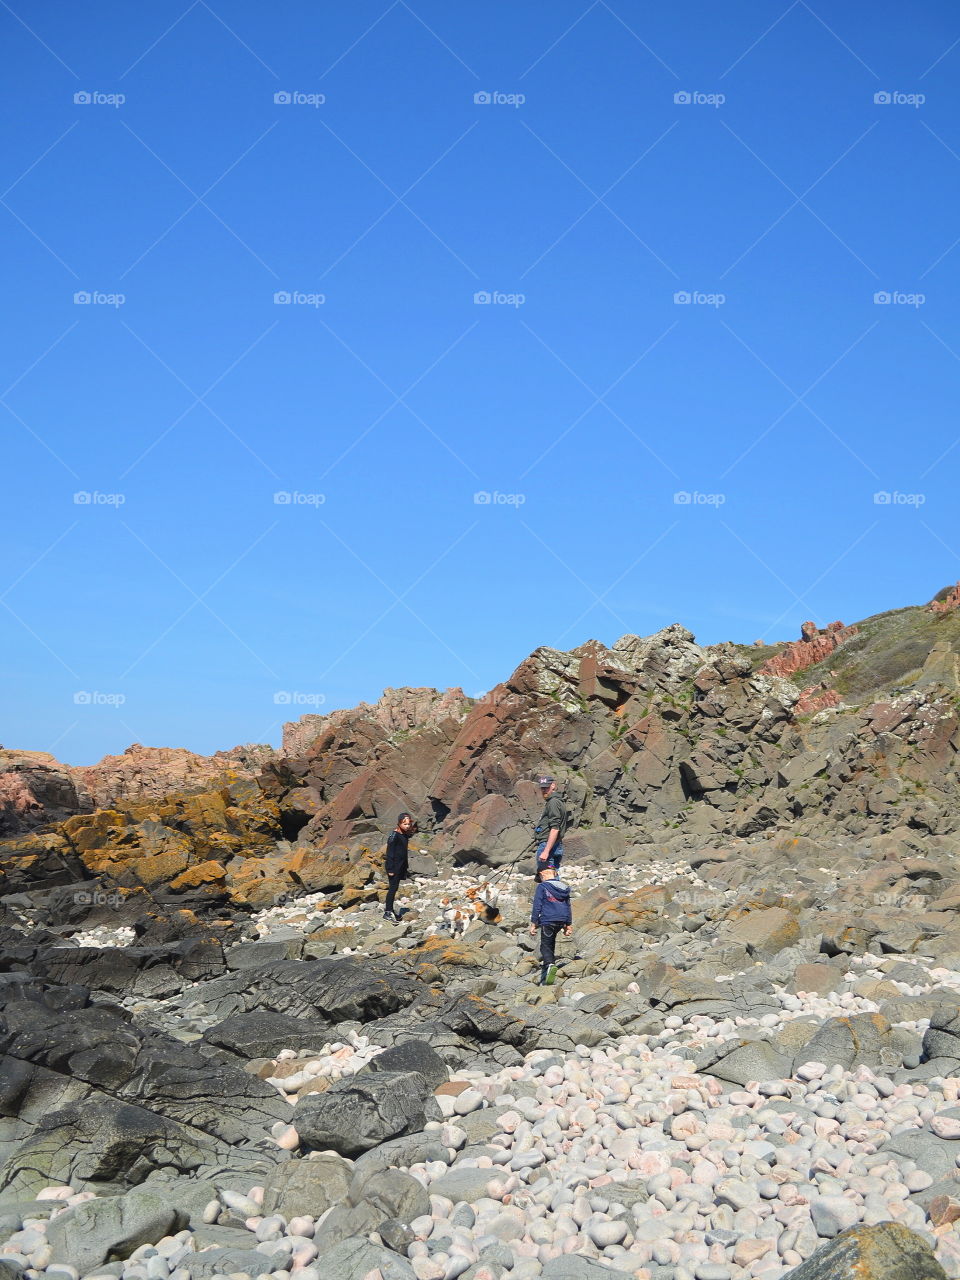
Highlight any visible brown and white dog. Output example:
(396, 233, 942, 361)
(439, 881, 502, 936)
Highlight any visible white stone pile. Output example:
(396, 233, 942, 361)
(260, 1029, 385, 1111)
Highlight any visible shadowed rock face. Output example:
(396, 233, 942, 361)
(0, 749, 93, 837)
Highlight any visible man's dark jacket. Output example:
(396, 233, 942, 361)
(385, 829, 409, 878)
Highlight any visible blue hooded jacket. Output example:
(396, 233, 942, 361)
(531, 877, 572, 927)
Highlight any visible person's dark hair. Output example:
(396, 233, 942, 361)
(397, 812, 412, 825)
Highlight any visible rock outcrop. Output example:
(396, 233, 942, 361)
(71, 742, 275, 809)
(759, 620, 859, 680)
(0, 749, 93, 837)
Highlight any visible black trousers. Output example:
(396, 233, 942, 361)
(540, 923, 563, 975)
(385, 872, 403, 914)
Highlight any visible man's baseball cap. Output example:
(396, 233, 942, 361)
(537, 775, 555, 788)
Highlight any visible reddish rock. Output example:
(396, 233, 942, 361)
(0, 749, 92, 836)
(281, 687, 468, 756)
(796, 683, 843, 714)
(929, 583, 960, 614)
(71, 742, 274, 809)
(759, 621, 858, 680)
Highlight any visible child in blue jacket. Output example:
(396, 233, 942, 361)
(529, 865, 573, 985)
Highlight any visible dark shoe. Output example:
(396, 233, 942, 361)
(383, 911, 394, 920)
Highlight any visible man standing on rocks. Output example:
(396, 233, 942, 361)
(383, 812, 414, 921)
(533, 775, 568, 876)
(530, 865, 573, 984)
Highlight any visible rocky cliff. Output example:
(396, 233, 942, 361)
(6, 589, 960, 893)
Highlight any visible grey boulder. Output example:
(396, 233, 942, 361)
(294, 1070, 441, 1157)
(314, 1235, 416, 1279)
(360, 1039, 449, 1091)
(260, 1151, 353, 1218)
(46, 1188, 185, 1271)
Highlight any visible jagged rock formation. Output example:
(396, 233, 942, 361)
(759, 620, 858, 680)
(70, 742, 275, 809)
(281, 687, 467, 757)
(5, 589, 960, 896)
(930, 582, 960, 614)
(0, 749, 93, 837)
(264, 612, 960, 866)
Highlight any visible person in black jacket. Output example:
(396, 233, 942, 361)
(529, 865, 573, 984)
(384, 812, 414, 920)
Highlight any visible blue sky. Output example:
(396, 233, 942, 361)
(2, 1, 959, 763)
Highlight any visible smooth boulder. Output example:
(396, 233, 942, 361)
(46, 1187, 185, 1271)
(293, 1070, 441, 1157)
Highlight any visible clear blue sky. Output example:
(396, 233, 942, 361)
(2, 1, 959, 764)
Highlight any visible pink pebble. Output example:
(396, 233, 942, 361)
(931, 1116, 960, 1140)
(636, 1152, 672, 1178)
